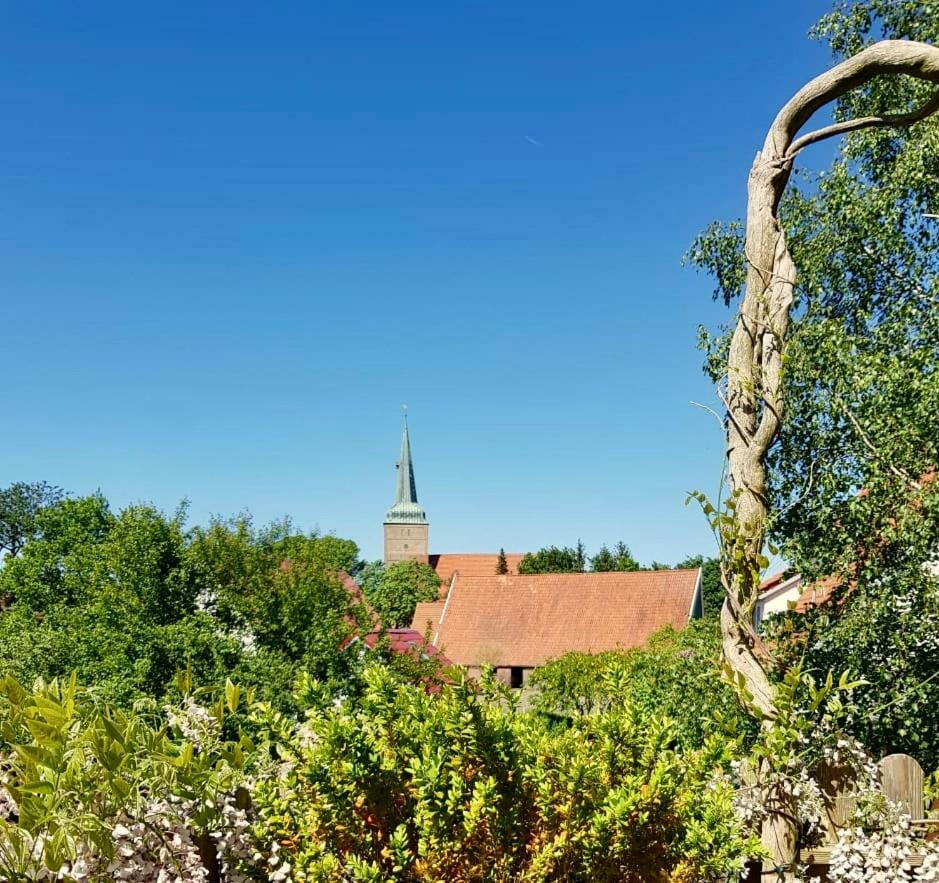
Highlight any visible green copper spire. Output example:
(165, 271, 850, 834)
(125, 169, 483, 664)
(385, 413, 427, 524)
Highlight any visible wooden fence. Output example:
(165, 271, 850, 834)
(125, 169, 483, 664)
(799, 752, 935, 878)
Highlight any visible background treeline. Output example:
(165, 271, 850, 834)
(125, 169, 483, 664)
(0, 481, 449, 710)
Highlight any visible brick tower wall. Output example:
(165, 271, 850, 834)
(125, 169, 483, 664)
(383, 522, 429, 564)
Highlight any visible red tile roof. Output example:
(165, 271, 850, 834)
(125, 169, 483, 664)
(429, 553, 526, 586)
(412, 600, 445, 633)
(793, 574, 842, 614)
(410, 569, 701, 668)
(760, 571, 789, 593)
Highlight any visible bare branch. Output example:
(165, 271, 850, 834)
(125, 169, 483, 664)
(690, 400, 725, 430)
(787, 88, 939, 158)
(766, 40, 939, 157)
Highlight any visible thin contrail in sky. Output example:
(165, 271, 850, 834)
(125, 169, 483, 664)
(524, 135, 544, 147)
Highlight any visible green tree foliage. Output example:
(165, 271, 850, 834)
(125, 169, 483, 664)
(357, 559, 441, 628)
(689, 1, 939, 584)
(0, 496, 365, 706)
(249, 664, 758, 882)
(768, 563, 939, 771)
(675, 554, 722, 618)
(177, 514, 367, 697)
(590, 541, 640, 572)
(0, 481, 63, 559)
(518, 543, 586, 574)
(529, 620, 753, 749)
(688, 0, 939, 785)
(521, 541, 716, 589)
(496, 548, 508, 574)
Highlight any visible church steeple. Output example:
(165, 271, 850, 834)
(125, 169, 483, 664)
(384, 411, 429, 563)
(388, 415, 425, 521)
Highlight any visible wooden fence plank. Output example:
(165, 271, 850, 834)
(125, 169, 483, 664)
(880, 753, 924, 820)
(816, 759, 858, 840)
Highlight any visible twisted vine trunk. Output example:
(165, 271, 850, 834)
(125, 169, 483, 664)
(720, 39, 939, 875)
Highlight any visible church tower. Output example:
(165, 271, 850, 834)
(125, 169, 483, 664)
(383, 414, 429, 564)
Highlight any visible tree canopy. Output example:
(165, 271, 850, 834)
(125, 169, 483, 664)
(589, 541, 641, 572)
(357, 559, 441, 628)
(690, 2, 939, 585)
(0, 493, 367, 707)
(0, 481, 63, 559)
(517, 542, 586, 574)
(517, 540, 717, 583)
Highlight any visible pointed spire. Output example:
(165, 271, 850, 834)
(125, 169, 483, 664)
(385, 410, 427, 524)
(396, 411, 419, 505)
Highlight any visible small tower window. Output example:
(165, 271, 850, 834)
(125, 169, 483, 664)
(510, 667, 524, 689)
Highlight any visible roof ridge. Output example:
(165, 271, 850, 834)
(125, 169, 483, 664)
(431, 552, 527, 557)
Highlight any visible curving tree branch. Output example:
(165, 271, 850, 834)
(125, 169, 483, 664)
(720, 38, 939, 873)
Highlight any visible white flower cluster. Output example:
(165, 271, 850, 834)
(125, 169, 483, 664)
(729, 756, 825, 837)
(53, 791, 263, 883)
(162, 699, 221, 751)
(105, 807, 210, 883)
(266, 841, 292, 883)
(0, 784, 17, 821)
(213, 788, 261, 883)
(825, 796, 939, 883)
(828, 809, 915, 883)
(821, 737, 879, 789)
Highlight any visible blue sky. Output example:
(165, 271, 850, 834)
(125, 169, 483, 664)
(1, 1, 836, 563)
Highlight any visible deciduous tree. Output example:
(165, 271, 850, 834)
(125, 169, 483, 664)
(518, 543, 586, 574)
(0, 481, 63, 558)
(358, 559, 441, 628)
(693, 30, 939, 871)
(590, 541, 641, 572)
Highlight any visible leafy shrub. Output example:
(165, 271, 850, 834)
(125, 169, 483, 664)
(0, 667, 759, 882)
(0, 673, 254, 882)
(529, 621, 754, 749)
(248, 664, 758, 882)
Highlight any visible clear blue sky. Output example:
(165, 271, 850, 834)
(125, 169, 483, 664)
(1, 1, 835, 563)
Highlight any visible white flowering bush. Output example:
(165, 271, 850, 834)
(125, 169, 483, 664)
(0, 672, 261, 882)
(721, 660, 939, 882)
(823, 792, 939, 883)
(726, 664, 871, 847)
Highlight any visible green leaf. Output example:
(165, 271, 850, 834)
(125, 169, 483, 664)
(225, 679, 240, 714)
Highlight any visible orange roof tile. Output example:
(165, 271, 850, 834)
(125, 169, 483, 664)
(794, 574, 842, 613)
(412, 600, 445, 633)
(429, 553, 526, 585)
(760, 571, 788, 593)
(411, 569, 701, 668)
